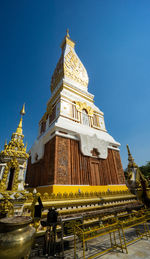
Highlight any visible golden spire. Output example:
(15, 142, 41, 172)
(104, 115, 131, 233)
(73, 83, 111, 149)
(126, 144, 137, 168)
(60, 29, 75, 50)
(66, 28, 70, 38)
(4, 139, 7, 149)
(20, 103, 25, 116)
(0, 104, 29, 163)
(16, 104, 26, 135)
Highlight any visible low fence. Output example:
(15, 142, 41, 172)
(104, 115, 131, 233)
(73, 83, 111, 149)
(74, 210, 150, 259)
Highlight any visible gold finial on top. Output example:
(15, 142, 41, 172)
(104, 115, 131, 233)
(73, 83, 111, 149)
(16, 104, 26, 135)
(20, 103, 25, 116)
(126, 144, 133, 162)
(126, 144, 137, 168)
(126, 144, 131, 156)
(66, 28, 70, 38)
(60, 29, 75, 50)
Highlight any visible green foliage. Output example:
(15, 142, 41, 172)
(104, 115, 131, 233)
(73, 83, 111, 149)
(139, 161, 150, 179)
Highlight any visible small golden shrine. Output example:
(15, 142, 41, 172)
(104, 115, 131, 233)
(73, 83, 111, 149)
(0, 104, 29, 193)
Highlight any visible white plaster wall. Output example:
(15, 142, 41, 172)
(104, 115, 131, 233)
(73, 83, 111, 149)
(60, 100, 72, 117)
(99, 116, 105, 130)
(30, 114, 120, 164)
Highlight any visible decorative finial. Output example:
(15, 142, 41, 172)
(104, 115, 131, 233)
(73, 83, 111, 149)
(126, 144, 131, 156)
(126, 144, 133, 162)
(66, 28, 70, 38)
(126, 144, 137, 168)
(16, 104, 26, 135)
(4, 139, 7, 148)
(20, 103, 25, 116)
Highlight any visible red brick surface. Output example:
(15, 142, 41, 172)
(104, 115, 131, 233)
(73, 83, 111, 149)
(25, 136, 125, 187)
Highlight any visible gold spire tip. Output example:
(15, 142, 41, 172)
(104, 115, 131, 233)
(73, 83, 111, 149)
(66, 28, 70, 38)
(126, 144, 130, 152)
(4, 139, 7, 147)
(20, 103, 26, 116)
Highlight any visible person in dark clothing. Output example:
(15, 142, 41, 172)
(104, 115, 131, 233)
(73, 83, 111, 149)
(47, 207, 58, 225)
(44, 207, 58, 256)
(34, 196, 44, 219)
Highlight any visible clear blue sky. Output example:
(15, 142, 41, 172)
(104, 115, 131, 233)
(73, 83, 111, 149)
(0, 0, 150, 169)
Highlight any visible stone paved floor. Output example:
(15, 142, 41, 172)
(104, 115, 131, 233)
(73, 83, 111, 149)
(31, 227, 150, 259)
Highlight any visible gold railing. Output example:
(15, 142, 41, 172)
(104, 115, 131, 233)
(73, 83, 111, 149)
(74, 210, 150, 259)
(74, 222, 126, 259)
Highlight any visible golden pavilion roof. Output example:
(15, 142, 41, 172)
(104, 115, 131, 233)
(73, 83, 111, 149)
(0, 104, 29, 160)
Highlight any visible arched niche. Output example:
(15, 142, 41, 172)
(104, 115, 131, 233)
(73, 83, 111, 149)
(81, 109, 89, 126)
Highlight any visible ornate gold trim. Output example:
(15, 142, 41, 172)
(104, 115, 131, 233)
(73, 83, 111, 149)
(64, 49, 88, 88)
(75, 101, 94, 116)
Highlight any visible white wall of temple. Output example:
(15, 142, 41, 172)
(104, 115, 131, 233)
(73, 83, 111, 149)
(62, 81, 94, 104)
(60, 99, 73, 117)
(38, 94, 106, 138)
(61, 86, 102, 114)
(60, 98, 105, 129)
(30, 112, 120, 164)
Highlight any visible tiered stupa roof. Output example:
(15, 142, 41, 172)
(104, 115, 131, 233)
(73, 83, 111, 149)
(51, 29, 89, 93)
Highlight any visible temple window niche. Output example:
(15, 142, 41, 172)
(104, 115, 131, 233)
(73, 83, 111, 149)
(7, 167, 15, 191)
(81, 109, 90, 126)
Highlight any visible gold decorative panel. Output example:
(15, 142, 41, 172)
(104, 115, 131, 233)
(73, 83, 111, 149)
(75, 101, 94, 116)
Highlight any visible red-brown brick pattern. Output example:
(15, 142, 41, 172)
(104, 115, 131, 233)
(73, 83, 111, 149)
(25, 136, 125, 187)
(25, 137, 56, 187)
(114, 150, 125, 184)
(55, 136, 70, 184)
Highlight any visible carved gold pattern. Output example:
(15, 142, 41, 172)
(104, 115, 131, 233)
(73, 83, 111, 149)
(0, 165, 9, 191)
(75, 101, 94, 116)
(51, 55, 64, 92)
(0, 128, 29, 160)
(64, 49, 88, 88)
(51, 35, 88, 93)
(0, 193, 14, 216)
(0, 106, 28, 159)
